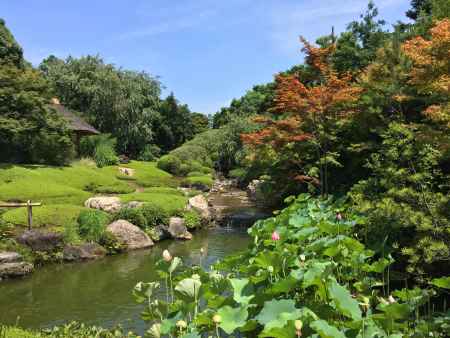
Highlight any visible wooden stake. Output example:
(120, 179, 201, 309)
(27, 200, 32, 230)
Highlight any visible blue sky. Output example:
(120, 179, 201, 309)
(1, 0, 411, 114)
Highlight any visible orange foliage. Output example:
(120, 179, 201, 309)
(242, 36, 362, 149)
(402, 19, 450, 127)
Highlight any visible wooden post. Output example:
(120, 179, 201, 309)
(27, 200, 32, 230)
(0, 201, 41, 229)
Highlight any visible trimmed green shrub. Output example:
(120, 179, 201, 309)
(77, 209, 110, 242)
(157, 155, 182, 175)
(113, 207, 147, 229)
(183, 210, 201, 229)
(141, 204, 170, 227)
(187, 171, 205, 177)
(80, 134, 116, 158)
(183, 175, 213, 189)
(98, 231, 124, 254)
(120, 192, 187, 214)
(63, 221, 82, 244)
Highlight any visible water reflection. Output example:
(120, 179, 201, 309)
(0, 227, 250, 334)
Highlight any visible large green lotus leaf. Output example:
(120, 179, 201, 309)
(180, 332, 201, 338)
(175, 277, 201, 300)
(254, 251, 283, 270)
(303, 261, 333, 288)
(217, 305, 248, 334)
(255, 299, 301, 330)
(229, 278, 254, 305)
(310, 320, 346, 338)
(377, 302, 410, 319)
(133, 281, 159, 303)
(289, 214, 311, 227)
(355, 319, 387, 338)
(259, 320, 297, 338)
(268, 276, 298, 295)
(431, 276, 450, 289)
(328, 278, 362, 320)
(292, 227, 318, 240)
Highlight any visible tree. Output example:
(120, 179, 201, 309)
(40, 55, 161, 157)
(0, 19, 74, 165)
(402, 19, 450, 129)
(406, 0, 432, 20)
(242, 38, 362, 196)
(190, 113, 209, 135)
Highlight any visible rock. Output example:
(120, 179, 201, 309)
(85, 196, 122, 213)
(106, 220, 154, 250)
(187, 194, 211, 221)
(0, 251, 22, 264)
(0, 262, 33, 279)
(118, 167, 135, 176)
(148, 224, 170, 242)
(125, 201, 144, 209)
(168, 217, 193, 240)
(246, 179, 264, 202)
(63, 243, 107, 261)
(17, 230, 63, 252)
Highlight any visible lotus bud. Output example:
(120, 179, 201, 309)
(271, 231, 280, 241)
(267, 265, 274, 273)
(213, 314, 222, 324)
(200, 247, 205, 254)
(162, 249, 172, 262)
(294, 320, 303, 331)
(176, 320, 187, 329)
(336, 212, 343, 221)
(388, 295, 396, 304)
(299, 254, 306, 262)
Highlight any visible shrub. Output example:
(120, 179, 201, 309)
(98, 231, 124, 254)
(183, 175, 213, 189)
(157, 155, 182, 175)
(94, 143, 118, 168)
(113, 207, 147, 229)
(120, 192, 187, 214)
(63, 221, 82, 244)
(183, 210, 201, 229)
(187, 171, 205, 177)
(77, 209, 110, 242)
(80, 134, 116, 158)
(137, 144, 161, 161)
(141, 204, 170, 227)
(29, 131, 75, 166)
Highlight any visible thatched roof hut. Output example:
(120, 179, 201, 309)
(49, 98, 99, 136)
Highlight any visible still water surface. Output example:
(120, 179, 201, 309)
(0, 227, 250, 334)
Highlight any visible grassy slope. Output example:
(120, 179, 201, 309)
(0, 160, 184, 228)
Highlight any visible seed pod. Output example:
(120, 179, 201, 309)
(176, 320, 187, 329)
(213, 314, 222, 324)
(295, 320, 303, 331)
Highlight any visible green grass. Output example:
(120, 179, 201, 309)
(0, 161, 186, 229)
(121, 161, 179, 187)
(120, 192, 187, 214)
(2, 204, 87, 228)
(0, 326, 42, 338)
(184, 175, 214, 188)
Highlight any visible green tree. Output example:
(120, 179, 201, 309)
(40, 55, 161, 157)
(0, 19, 74, 165)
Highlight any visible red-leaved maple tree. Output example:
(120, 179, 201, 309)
(242, 37, 362, 195)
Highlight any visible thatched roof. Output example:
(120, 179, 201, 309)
(49, 99, 99, 135)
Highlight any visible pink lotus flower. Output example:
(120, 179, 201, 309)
(271, 231, 280, 241)
(336, 212, 343, 221)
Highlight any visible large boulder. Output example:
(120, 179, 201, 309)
(168, 217, 192, 240)
(148, 224, 170, 242)
(0, 262, 33, 279)
(0, 251, 22, 264)
(106, 220, 154, 250)
(84, 196, 122, 213)
(17, 230, 63, 252)
(63, 243, 107, 262)
(187, 194, 211, 221)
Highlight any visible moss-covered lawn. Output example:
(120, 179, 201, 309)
(0, 160, 184, 229)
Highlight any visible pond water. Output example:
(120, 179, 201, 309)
(0, 227, 250, 335)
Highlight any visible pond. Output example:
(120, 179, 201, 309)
(0, 227, 250, 335)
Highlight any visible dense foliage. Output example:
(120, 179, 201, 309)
(0, 20, 74, 165)
(135, 195, 450, 337)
